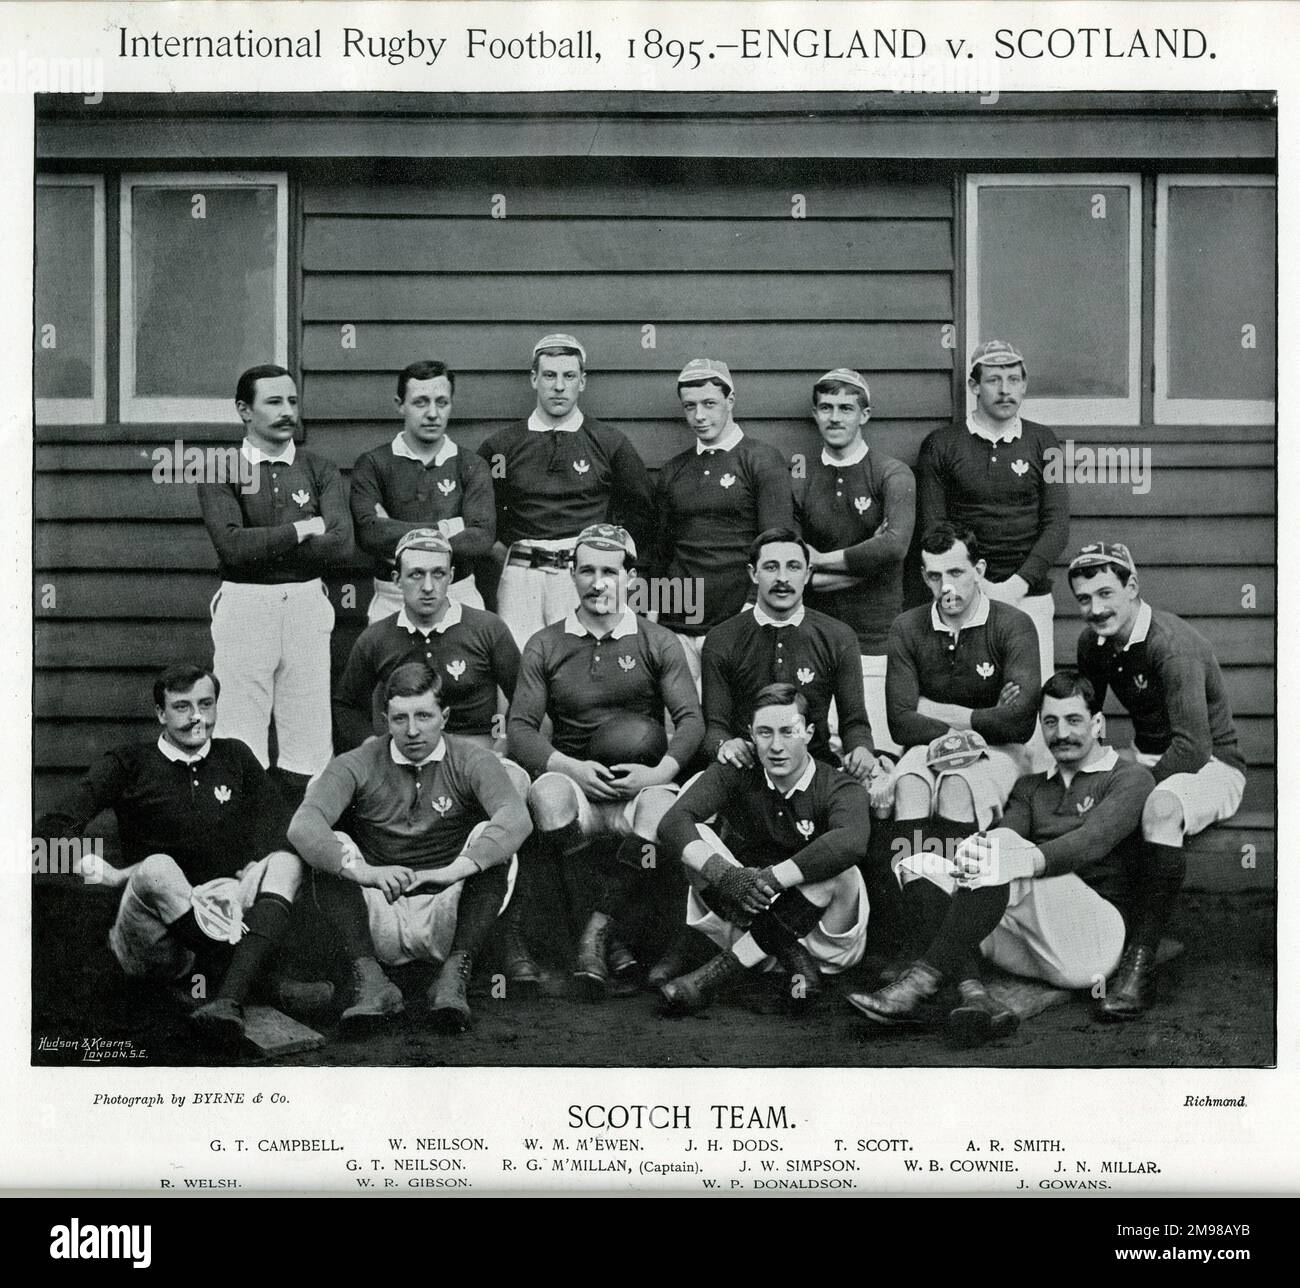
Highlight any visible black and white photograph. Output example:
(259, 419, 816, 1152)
(5, 0, 1295, 1199)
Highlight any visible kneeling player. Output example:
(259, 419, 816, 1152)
(34, 664, 309, 1046)
(847, 673, 1155, 1045)
(655, 684, 870, 1015)
(288, 663, 532, 1034)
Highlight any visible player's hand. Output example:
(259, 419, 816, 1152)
(996, 681, 1022, 707)
(714, 865, 775, 916)
(867, 759, 897, 814)
(353, 862, 417, 904)
(717, 737, 756, 769)
(570, 760, 622, 802)
(752, 866, 783, 898)
(840, 746, 877, 783)
(294, 516, 327, 541)
(954, 828, 1039, 888)
(608, 763, 662, 797)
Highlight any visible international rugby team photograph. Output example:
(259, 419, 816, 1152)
(34, 332, 1249, 1059)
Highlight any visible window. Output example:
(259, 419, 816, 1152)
(120, 172, 287, 422)
(35, 175, 105, 424)
(1155, 175, 1276, 424)
(966, 174, 1142, 424)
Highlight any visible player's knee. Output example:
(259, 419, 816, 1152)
(499, 758, 531, 799)
(264, 850, 305, 897)
(1141, 789, 1185, 841)
(528, 773, 580, 832)
(934, 776, 976, 824)
(893, 774, 932, 820)
(631, 786, 677, 840)
(130, 853, 187, 901)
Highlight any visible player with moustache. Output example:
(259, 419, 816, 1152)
(198, 364, 354, 804)
(507, 523, 704, 999)
(646, 358, 794, 688)
(916, 340, 1069, 684)
(477, 334, 654, 648)
(793, 368, 915, 754)
(654, 683, 871, 1016)
(1071, 541, 1247, 1018)
(350, 359, 495, 621)
(848, 672, 1156, 1045)
(877, 522, 1040, 928)
(34, 664, 313, 1046)
(289, 662, 533, 1035)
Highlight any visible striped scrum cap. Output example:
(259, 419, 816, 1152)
(677, 357, 734, 393)
(816, 367, 872, 404)
(1068, 541, 1137, 578)
(394, 528, 453, 562)
(969, 339, 1026, 370)
(532, 333, 587, 364)
(574, 523, 637, 560)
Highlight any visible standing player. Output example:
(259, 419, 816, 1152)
(477, 334, 654, 648)
(507, 524, 704, 998)
(33, 665, 309, 1045)
(794, 368, 915, 753)
(702, 528, 880, 783)
(1071, 541, 1247, 1017)
(847, 672, 1155, 1044)
(198, 365, 354, 801)
(289, 663, 533, 1035)
(916, 340, 1069, 682)
(350, 359, 494, 622)
(881, 523, 1040, 897)
(647, 358, 793, 687)
(655, 684, 870, 1015)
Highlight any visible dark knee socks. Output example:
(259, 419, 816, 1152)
(217, 892, 294, 1004)
(451, 865, 509, 957)
(311, 872, 376, 961)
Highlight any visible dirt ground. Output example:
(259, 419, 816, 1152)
(32, 879, 1275, 1069)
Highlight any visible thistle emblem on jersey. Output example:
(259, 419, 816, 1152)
(1010, 460, 1029, 476)
(437, 478, 456, 496)
(445, 659, 466, 681)
(976, 662, 995, 678)
(796, 667, 815, 685)
(1133, 674, 1149, 691)
(854, 495, 872, 514)
(292, 489, 312, 507)
(618, 655, 637, 672)
(213, 785, 231, 804)
(573, 459, 590, 475)
(1076, 796, 1095, 815)
(795, 819, 815, 839)
(719, 473, 736, 489)
(432, 796, 453, 815)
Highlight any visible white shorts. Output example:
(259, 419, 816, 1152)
(367, 574, 483, 624)
(1135, 754, 1246, 837)
(108, 855, 271, 982)
(362, 854, 518, 967)
(981, 873, 1126, 991)
(895, 742, 1029, 830)
(683, 825, 868, 974)
(497, 541, 580, 649)
(531, 770, 679, 840)
(982, 580, 1055, 684)
(674, 632, 704, 692)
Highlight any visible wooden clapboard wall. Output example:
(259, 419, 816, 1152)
(33, 150, 1276, 879)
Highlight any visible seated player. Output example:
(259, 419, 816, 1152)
(33, 664, 309, 1046)
(655, 684, 870, 1015)
(847, 672, 1156, 1045)
(507, 523, 704, 999)
(878, 522, 1040, 883)
(702, 527, 883, 785)
(350, 359, 494, 621)
(288, 663, 532, 1035)
(1071, 541, 1248, 1018)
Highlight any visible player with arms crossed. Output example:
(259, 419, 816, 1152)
(350, 359, 495, 620)
(478, 334, 653, 647)
(1071, 541, 1247, 1017)
(34, 665, 310, 1046)
(848, 672, 1156, 1044)
(655, 683, 871, 1016)
(507, 523, 704, 999)
(289, 663, 532, 1035)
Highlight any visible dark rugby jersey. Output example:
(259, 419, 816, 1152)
(915, 419, 1069, 593)
(1077, 604, 1245, 781)
(700, 605, 874, 761)
(657, 757, 871, 885)
(333, 602, 519, 749)
(35, 737, 291, 887)
(885, 595, 1040, 748)
(507, 611, 703, 777)
(649, 430, 794, 635)
(793, 445, 915, 654)
(198, 443, 354, 585)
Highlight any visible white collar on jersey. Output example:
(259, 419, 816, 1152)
(563, 608, 638, 639)
(1120, 601, 1153, 651)
(390, 737, 447, 768)
(1046, 746, 1119, 780)
(391, 433, 458, 466)
(820, 438, 869, 467)
(752, 602, 806, 629)
(527, 407, 585, 434)
(157, 735, 212, 765)
(930, 588, 991, 635)
(764, 756, 817, 799)
(695, 422, 744, 454)
(965, 414, 1023, 445)
(241, 438, 297, 467)
(397, 600, 463, 636)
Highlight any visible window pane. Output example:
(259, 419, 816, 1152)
(977, 185, 1131, 398)
(131, 185, 278, 399)
(1165, 185, 1275, 401)
(35, 184, 96, 399)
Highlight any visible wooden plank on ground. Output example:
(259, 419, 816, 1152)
(242, 1006, 325, 1058)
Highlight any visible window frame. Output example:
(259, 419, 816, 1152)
(35, 174, 106, 425)
(1154, 173, 1276, 425)
(965, 172, 1143, 425)
(118, 171, 288, 423)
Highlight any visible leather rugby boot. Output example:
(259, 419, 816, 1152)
(573, 911, 612, 1001)
(847, 960, 944, 1026)
(946, 978, 1020, 1047)
(658, 950, 748, 1016)
(645, 932, 697, 991)
(773, 934, 825, 1012)
(1095, 944, 1158, 1021)
(428, 950, 474, 1033)
(499, 904, 542, 987)
(190, 997, 246, 1046)
(340, 956, 404, 1035)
